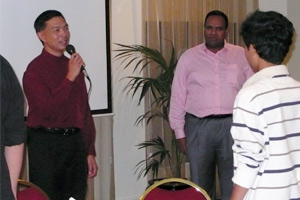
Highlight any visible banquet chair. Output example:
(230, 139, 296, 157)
(139, 178, 211, 200)
(17, 179, 50, 200)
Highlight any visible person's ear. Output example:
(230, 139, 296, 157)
(249, 44, 256, 53)
(249, 44, 256, 51)
(225, 29, 229, 38)
(37, 31, 46, 43)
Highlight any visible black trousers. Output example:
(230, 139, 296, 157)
(27, 128, 88, 200)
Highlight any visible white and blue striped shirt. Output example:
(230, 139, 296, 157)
(231, 65, 300, 200)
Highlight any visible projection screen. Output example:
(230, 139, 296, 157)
(0, 0, 112, 115)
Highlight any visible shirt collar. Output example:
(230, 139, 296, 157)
(41, 48, 66, 61)
(202, 40, 229, 54)
(243, 65, 289, 88)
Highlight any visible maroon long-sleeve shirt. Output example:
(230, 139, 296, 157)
(23, 49, 96, 156)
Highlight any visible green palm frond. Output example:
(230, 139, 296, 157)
(135, 136, 171, 179)
(114, 43, 177, 109)
(114, 43, 169, 72)
(114, 42, 184, 179)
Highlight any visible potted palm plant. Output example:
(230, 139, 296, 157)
(114, 42, 185, 181)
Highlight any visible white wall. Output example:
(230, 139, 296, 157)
(287, 0, 300, 81)
(259, 0, 287, 15)
(259, 0, 300, 81)
(111, 0, 147, 200)
(93, 116, 114, 200)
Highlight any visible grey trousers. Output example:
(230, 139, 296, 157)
(184, 113, 234, 200)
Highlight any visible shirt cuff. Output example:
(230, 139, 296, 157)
(232, 165, 257, 188)
(174, 129, 185, 139)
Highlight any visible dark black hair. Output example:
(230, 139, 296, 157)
(204, 10, 228, 29)
(241, 10, 294, 64)
(34, 10, 65, 33)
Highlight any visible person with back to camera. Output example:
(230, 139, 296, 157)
(1, 55, 27, 200)
(230, 10, 300, 200)
(23, 10, 98, 200)
(169, 10, 253, 200)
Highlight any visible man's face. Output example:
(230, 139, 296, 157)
(204, 15, 228, 53)
(37, 16, 70, 57)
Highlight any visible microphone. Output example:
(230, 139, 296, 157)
(66, 44, 92, 97)
(66, 44, 85, 72)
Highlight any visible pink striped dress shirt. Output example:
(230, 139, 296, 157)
(169, 42, 253, 139)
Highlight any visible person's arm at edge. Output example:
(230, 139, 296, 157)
(84, 103, 98, 178)
(169, 53, 188, 154)
(230, 184, 248, 200)
(174, 126, 187, 154)
(87, 155, 98, 178)
(176, 137, 187, 154)
(5, 143, 25, 199)
(230, 88, 265, 200)
(1, 55, 26, 199)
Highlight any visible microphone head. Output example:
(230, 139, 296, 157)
(66, 44, 76, 55)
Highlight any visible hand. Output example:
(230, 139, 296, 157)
(177, 137, 187, 154)
(66, 53, 85, 81)
(230, 184, 248, 200)
(87, 155, 98, 178)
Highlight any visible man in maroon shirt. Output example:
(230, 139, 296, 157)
(23, 10, 97, 200)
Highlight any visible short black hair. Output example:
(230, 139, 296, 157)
(241, 10, 294, 64)
(34, 10, 65, 33)
(204, 10, 228, 29)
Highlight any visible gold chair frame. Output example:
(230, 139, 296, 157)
(139, 178, 211, 200)
(18, 179, 50, 200)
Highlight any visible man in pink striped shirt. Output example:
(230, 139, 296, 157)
(169, 10, 253, 200)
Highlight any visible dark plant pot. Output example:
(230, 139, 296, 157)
(148, 178, 190, 191)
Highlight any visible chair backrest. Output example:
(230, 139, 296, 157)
(17, 179, 50, 200)
(139, 178, 211, 200)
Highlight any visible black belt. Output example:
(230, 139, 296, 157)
(29, 127, 80, 136)
(204, 114, 232, 119)
(188, 113, 232, 119)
